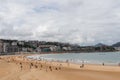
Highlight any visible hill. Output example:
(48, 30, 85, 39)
(112, 42, 120, 47)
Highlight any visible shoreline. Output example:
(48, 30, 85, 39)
(1, 52, 120, 66)
(26, 52, 120, 67)
(0, 50, 119, 56)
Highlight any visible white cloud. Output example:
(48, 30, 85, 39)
(0, 0, 120, 45)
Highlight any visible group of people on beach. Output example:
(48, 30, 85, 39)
(19, 60, 63, 72)
(0, 56, 63, 72)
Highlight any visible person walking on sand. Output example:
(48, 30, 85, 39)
(30, 62, 34, 69)
(59, 64, 62, 70)
(40, 64, 43, 70)
(30, 63, 32, 69)
(118, 63, 120, 66)
(102, 62, 104, 66)
(35, 64, 38, 68)
(80, 60, 84, 68)
(21, 64, 23, 71)
(46, 66, 48, 72)
(20, 63, 23, 71)
(66, 59, 70, 67)
(49, 66, 52, 71)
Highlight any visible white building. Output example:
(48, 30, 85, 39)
(11, 42, 17, 46)
(114, 47, 120, 51)
(36, 47, 41, 52)
(50, 46, 58, 51)
(18, 41, 24, 45)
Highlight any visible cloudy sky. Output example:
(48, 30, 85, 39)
(0, 0, 120, 45)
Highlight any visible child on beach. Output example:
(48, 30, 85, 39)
(29, 63, 33, 69)
(40, 64, 43, 69)
(102, 63, 104, 66)
(80, 61, 84, 68)
(20, 63, 23, 71)
(59, 64, 62, 70)
(66, 59, 70, 67)
(35, 65, 38, 68)
(49, 66, 52, 71)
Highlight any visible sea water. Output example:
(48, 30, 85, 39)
(27, 52, 120, 66)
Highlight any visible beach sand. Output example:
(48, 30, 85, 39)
(0, 55, 120, 80)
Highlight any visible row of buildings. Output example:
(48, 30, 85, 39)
(0, 39, 74, 54)
(0, 39, 116, 55)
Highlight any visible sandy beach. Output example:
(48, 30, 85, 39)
(0, 55, 120, 80)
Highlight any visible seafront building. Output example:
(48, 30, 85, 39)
(0, 39, 21, 54)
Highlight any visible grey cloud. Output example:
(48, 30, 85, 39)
(0, 0, 120, 45)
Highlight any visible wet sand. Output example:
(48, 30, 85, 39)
(0, 55, 120, 80)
